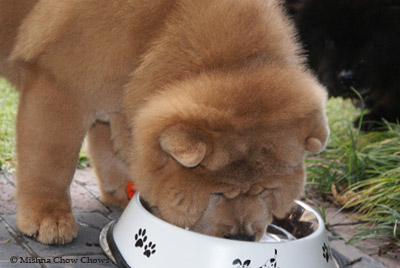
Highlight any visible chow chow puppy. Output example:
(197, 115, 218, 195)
(0, 0, 329, 244)
(286, 0, 400, 130)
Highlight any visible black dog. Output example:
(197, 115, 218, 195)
(286, 0, 400, 130)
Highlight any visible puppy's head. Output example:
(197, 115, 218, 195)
(131, 66, 328, 241)
(289, 0, 400, 98)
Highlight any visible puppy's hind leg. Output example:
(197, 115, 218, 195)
(15, 68, 89, 245)
(86, 120, 131, 209)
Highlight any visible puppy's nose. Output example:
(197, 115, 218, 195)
(338, 69, 354, 84)
(224, 234, 256, 241)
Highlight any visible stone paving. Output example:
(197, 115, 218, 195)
(0, 169, 120, 268)
(0, 168, 397, 267)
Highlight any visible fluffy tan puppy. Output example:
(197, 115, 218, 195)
(0, 0, 329, 244)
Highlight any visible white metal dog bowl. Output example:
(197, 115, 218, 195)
(100, 193, 345, 268)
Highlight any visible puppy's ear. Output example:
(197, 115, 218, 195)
(305, 115, 329, 153)
(160, 124, 207, 168)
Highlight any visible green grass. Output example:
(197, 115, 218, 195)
(346, 174, 400, 244)
(307, 97, 400, 247)
(0, 78, 18, 172)
(0, 78, 89, 171)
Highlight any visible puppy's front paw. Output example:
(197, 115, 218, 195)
(16, 205, 77, 245)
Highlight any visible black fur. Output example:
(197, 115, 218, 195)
(287, 0, 400, 130)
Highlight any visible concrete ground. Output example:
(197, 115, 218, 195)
(0, 168, 398, 268)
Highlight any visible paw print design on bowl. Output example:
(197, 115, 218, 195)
(133, 228, 157, 258)
(232, 249, 278, 268)
(322, 242, 332, 262)
(232, 259, 251, 268)
(144, 241, 157, 257)
(134, 228, 147, 248)
(259, 249, 278, 268)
